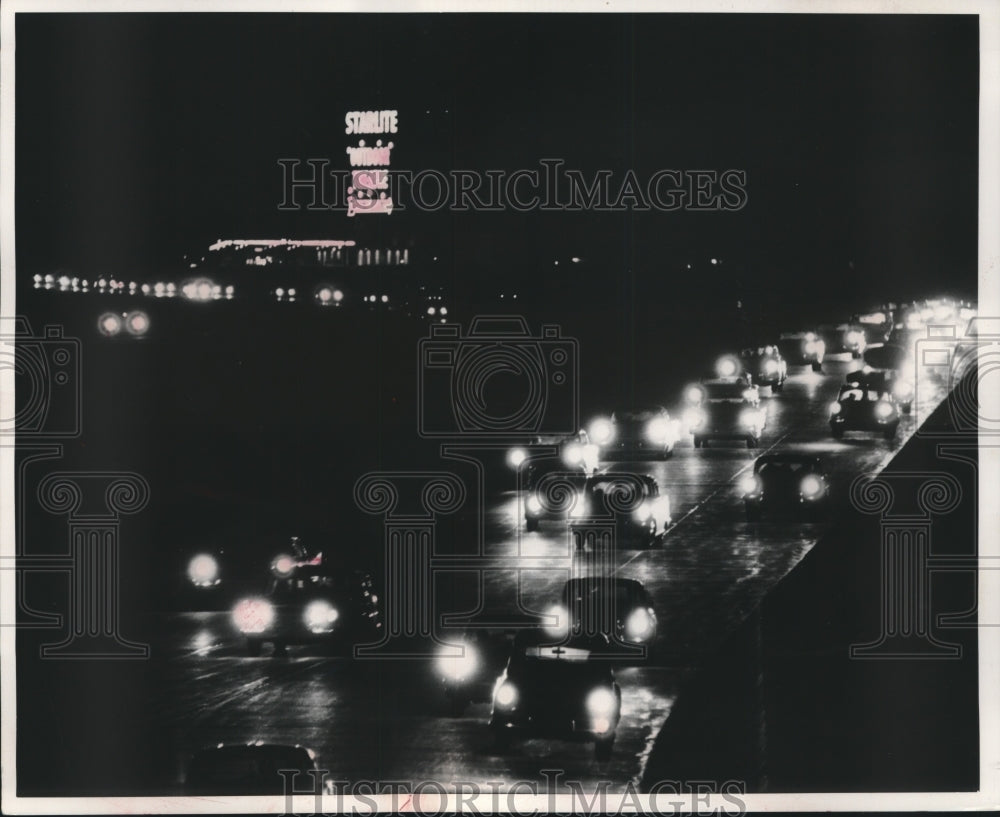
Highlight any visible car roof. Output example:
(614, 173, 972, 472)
(613, 407, 666, 419)
(586, 472, 657, 489)
(564, 577, 645, 592)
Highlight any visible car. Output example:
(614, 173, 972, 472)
(683, 379, 767, 449)
(489, 630, 622, 760)
(507, 430, 599, 475)
(523, 468, 589, 532)
(231, 559, 382, 656)
(852, 307, 894, 342)
(586, 407, 682, 460)
(740, 453, 831, 521)
(184, 742, 318, 795)
(434, 614, 541, 716)
(846, 367, 913, 415)
(777, 331, 826, 372)
(740, 344, 788, 391)
(818, 322, 867, 359)
(524, 470, 671, 546)
(546, 577, 658, 648)
(829, 383, 900, 440)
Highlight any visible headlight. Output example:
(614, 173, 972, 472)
(764, 360, 778, 375)
(716, 356, 739, 378)
(188, 554, 219, 587)
(800, 475, 823, 498)
(507, 448, 527, 468)
(683, 408, 705, 429)
(633, 501, 653, 522)
(232, 598, 274, 634)
(437, 643, 479, 681)
(526, 496, 542, 514)
(589, 418, 614, 445)
(804, 340, 817, 354)
(544, 604, 569, 638)
(805, 332, 816, 342)
(739, 474, 760, 496)
(740, 409, 759, 428)
(875, 400, 894, 419)
(495, 681, 518, 709)
(685, 386, 704, 405)
(624, 608, 655, 642)
(562, 442, 584, 467)
(304, 600, 339, 633)
(586, 688, 618, 720)
(271, 554, 297, 578)
(830, 402, 842, 415)
(646, 417, 673, 444)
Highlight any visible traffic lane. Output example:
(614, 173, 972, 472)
(152, 348, 951, 792)
(478, 355, 943, 659)
(152, 621, 676, 793)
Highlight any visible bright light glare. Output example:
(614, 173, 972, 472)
(646, 417, 672, 444)
(232, 598, 274, 634)
(437, 644, 479, 680)
(765, 360, 778, 374)
(507, 448, 527, 468)
(716, 357, 739, 378)
(271, 554, 296, 578)
(125, 311, 149, 336)
(624, 608, 655, 642)
(526, 496, 542, 514)
(830, 402, 842, 415)
(304, 600, 339, 633)
(98, 313, 122, 337)
(495, 682, 518, 708)
(739, 475, 759, 495)
(188, 554, 219, 587)
(801, 475, 822, 497)
(588, 418, 614, 445)
(543, 604, 569, 638)
(875, 401, 893, 418)
(562, 442, 584, 467)
(586, 687, 618, 718)
(686, 386, 703, 404)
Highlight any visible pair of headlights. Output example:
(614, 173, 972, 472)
(232, 598, 339, 635)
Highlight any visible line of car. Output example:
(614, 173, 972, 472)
(189, 296, 973, 773)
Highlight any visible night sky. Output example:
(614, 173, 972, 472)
(16, 12, 979, 299)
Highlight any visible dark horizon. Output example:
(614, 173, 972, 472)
(15, 13, 979, 301)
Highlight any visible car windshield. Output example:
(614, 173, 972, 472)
(757, 460, 812, 476)
(839, 388, 881, 402)
(586, 477, 655, 499)
(565, 580, 647, 611)
(704, 382, 748, 401)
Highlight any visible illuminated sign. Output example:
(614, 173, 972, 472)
(344, 109, 399, 135)
(346, 111, 397, 216)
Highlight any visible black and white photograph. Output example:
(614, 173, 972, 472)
(1, 1, 998, 813)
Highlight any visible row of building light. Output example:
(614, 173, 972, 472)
(33, 274, 235, 301)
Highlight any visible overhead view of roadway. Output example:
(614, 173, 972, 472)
(148, 301, 971, 795)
